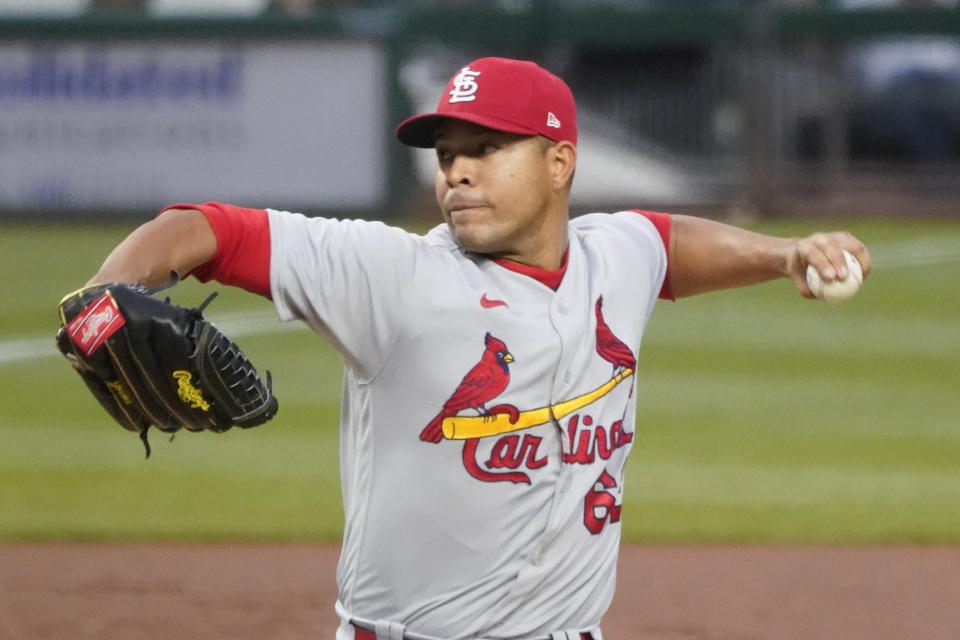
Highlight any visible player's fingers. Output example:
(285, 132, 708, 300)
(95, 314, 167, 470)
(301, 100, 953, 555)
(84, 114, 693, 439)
(827, 231, 871, 281)
(803, 235, 837, 281)
(815, 233, 854, 281)
(793, 231, 869, 299)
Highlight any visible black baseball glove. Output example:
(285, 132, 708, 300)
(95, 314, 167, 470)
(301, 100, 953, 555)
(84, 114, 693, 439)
(56, 278, 278, 457)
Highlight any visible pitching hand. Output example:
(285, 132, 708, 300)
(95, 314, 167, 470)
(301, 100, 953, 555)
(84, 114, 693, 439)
(786, 231, 871, 299)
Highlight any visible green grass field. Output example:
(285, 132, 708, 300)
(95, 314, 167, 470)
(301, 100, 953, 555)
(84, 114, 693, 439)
(1, 216, 958, 543)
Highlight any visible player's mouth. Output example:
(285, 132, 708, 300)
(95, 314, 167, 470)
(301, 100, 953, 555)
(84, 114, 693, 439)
(449, 205, 488, 223)
(445, 193, 491, 216)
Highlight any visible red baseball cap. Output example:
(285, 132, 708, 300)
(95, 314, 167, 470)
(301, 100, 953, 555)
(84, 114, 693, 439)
(395, 57, 577, 148)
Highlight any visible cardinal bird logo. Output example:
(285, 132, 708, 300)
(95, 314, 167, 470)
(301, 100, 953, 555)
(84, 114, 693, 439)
(594, 296, 636, 375)
(420, 333, 514, 443)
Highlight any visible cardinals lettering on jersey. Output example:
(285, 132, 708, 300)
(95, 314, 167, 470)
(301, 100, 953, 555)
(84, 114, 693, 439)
(420, 295, 640, 488)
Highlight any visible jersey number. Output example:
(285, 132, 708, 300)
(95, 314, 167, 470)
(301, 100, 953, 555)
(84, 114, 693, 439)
(583, 468, 622, 535)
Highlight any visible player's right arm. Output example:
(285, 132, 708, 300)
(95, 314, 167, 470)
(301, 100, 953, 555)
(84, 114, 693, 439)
(666, 214, 871, 299)
(87, 207, 216, 287)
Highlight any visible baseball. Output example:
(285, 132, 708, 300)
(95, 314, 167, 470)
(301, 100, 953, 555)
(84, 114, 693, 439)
(805, 250, 863, 303)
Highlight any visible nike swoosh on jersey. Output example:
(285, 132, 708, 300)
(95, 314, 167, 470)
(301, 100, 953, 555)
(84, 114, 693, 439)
(480, 294, 508, 309)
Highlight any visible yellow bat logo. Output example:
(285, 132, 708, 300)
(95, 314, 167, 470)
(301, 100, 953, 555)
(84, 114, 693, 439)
(442, 368, 633, 440)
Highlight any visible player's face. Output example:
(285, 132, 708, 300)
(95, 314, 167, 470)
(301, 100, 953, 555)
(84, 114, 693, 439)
(434, 120, 559, 263)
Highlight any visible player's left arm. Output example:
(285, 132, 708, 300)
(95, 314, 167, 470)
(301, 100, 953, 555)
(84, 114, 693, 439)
(666, 214, 871, 299)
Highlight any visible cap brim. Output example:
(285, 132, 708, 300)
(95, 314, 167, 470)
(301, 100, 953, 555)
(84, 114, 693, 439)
(395, 111, 542, 148)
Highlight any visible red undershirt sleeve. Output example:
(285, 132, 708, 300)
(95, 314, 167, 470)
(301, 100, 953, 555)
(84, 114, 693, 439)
(631, 210, 674, 301)
(158, 201, 272, 298)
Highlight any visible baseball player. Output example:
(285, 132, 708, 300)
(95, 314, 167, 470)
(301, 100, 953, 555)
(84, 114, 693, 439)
(83, 57, 870, 639)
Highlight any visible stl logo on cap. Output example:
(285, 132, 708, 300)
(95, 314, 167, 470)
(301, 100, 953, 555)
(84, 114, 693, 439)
(448, 66, 482, 103)
(394, 57, 578, 148)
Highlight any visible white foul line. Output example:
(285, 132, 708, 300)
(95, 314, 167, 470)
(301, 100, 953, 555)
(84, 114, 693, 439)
(0, 311, 307, 367)
(2, 237, 959, 367)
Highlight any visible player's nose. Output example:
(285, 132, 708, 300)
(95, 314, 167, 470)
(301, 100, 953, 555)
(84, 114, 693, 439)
(444, 154, 477, 188)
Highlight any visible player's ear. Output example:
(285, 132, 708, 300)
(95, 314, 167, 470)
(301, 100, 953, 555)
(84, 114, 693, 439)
(548, 141, 576, 192)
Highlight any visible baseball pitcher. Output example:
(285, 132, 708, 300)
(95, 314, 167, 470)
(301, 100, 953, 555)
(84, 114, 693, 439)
(59, 57, 870, 639)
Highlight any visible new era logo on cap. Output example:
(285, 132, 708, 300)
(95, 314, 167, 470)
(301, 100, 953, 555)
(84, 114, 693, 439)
(395, 57, 578, 148)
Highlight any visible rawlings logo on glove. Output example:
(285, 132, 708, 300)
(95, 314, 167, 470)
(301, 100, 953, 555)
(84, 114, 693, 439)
(65, 292, 126, 356)
(56, 279, 278, 457)
(173, 371, 211, 411)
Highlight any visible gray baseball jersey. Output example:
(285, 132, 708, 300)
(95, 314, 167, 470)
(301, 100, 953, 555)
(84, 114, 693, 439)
(267, 208, 668, 639)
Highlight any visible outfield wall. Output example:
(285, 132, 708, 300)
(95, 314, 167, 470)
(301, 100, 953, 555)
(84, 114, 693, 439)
(0, 5, 959, 219)
(0, 40, 387, 212)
